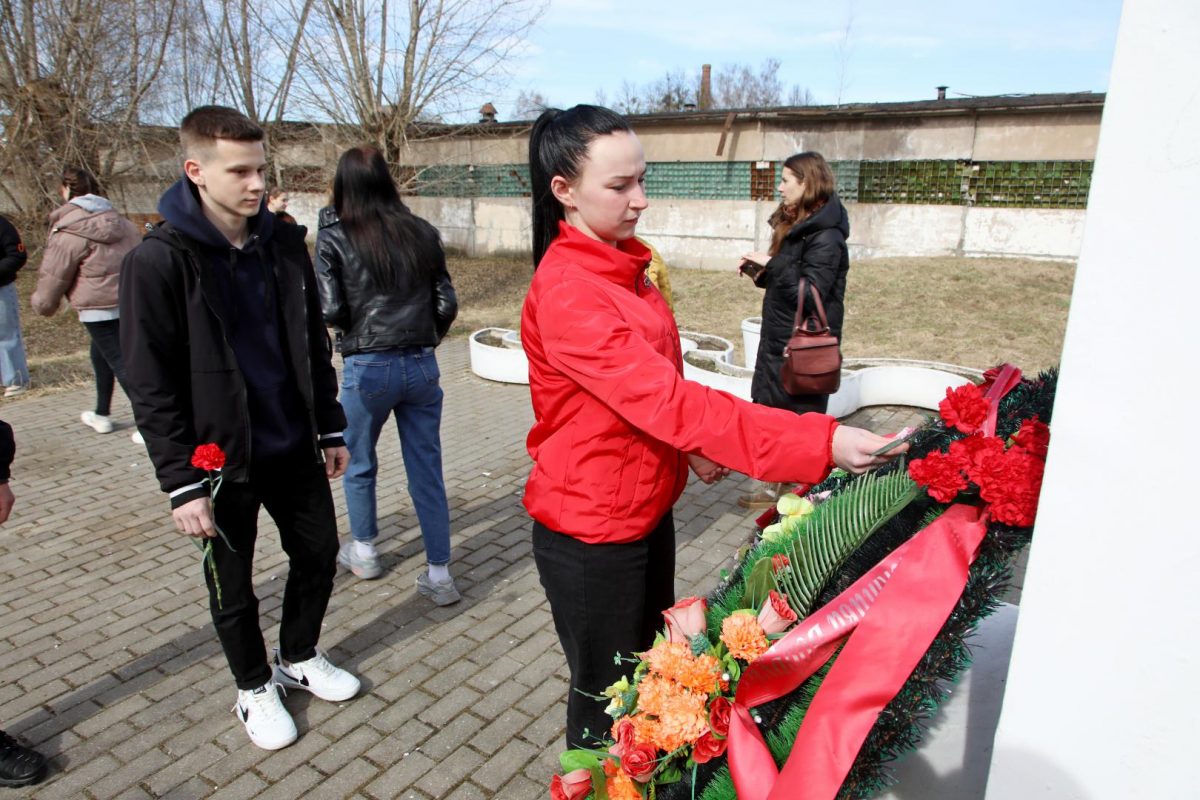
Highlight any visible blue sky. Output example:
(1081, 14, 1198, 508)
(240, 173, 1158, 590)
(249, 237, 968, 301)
(496, 0, 1125, 118)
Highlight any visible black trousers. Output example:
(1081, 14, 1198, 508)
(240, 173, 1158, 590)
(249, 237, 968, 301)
(206, 455, 339, 689)
(83, 319, 130, 416)
(532, 511, 676, 749)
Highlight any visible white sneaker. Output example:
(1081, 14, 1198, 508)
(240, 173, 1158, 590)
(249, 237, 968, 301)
(131, 430, 144, 445)
(272, 649, 360, 702)
(81, 411, 114, 434)
(233, 681, 297, 750)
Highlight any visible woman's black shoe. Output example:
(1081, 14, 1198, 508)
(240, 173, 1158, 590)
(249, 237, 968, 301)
(0, 730, 46, 787)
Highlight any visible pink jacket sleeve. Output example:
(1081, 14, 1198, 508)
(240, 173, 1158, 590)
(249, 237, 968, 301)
(31, 228, 89, 316)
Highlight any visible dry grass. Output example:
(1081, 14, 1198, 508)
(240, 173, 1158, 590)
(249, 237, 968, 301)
(672, 256, 1076, 374)
(9, 251, 1074, 395)
(446, 253, 533, 336)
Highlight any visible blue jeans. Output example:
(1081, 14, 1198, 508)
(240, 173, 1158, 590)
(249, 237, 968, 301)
(341, 347, 451, 565)
(0, 283, 29, 388)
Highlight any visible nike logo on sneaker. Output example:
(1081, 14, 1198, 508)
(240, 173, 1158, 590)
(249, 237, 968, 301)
(281, 667, 309, 687)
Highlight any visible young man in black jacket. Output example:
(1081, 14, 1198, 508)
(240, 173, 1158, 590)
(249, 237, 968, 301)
(0, 215, 30, 397)
(0, 418, 49, 787)
(119, 106, 359, 750)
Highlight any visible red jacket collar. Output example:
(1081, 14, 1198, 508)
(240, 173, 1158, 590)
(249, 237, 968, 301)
(546, 221, 651, 289)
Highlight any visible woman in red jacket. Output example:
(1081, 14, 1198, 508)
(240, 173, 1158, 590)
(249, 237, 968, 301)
(523, 105, 907, 748)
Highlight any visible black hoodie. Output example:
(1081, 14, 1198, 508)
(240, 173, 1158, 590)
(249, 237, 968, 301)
(156, 178, 309, 460)
(122, 177, 345, 505)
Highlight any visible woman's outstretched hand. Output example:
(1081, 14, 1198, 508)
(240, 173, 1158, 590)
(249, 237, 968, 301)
(688, 453, 730, 484)
(831, 425, 910, 474)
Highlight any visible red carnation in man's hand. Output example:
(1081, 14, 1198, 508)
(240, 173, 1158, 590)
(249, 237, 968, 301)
(191, 443, 226, 472)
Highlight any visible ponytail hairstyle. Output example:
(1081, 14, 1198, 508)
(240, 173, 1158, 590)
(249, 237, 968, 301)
(767, 151, 835, 256)
(62, 166, 103, 200)
(332, 145, 442, 291)
(528, 104, 633, 267)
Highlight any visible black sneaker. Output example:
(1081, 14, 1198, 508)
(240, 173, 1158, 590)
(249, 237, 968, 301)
(0, 730, 46, 787)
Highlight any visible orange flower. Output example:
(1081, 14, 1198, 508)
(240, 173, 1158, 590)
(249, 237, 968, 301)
(604, 758, 644, 800)
(721, 613, 769, 662)
(630, 674, 709, 751)
(642, 642, 720, 694)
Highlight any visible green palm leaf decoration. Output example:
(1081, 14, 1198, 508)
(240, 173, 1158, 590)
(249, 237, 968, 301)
(774, 471, 921, 618)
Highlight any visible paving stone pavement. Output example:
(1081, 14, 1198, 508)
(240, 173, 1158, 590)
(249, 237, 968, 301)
(0, 338, 926, 800)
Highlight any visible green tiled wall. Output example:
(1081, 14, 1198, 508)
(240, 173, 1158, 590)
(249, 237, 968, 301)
(411, 159, 1092, 209)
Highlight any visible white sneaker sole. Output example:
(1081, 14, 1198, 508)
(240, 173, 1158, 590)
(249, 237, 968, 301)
(245, 723, 297, 750)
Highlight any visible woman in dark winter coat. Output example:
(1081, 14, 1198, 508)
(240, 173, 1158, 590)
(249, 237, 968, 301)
(737, 151, 850, 508)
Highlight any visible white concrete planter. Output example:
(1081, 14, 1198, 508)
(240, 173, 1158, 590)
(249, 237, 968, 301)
(742, 317, 761, 370)
(468, 327, 528, 384)
(683, 352, 754, 400)
(826, 362, 975, 418)
(678, 331, 735, 365)
(469, 326, 980, 419)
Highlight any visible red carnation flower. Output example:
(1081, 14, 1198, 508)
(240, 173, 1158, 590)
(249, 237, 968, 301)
(908, 450, 969, 503)
(190, 443, 226, 472)
(771, 554, 790, 574)
(1012, 417, 1051, 460)
(980, 447, 1045, 527)
(949, 435, 1006, 487)
(939, 383, 990, 434)
(692, 730, 728, 764)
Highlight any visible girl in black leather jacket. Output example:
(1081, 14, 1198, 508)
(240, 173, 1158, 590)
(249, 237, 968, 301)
(315, 146, 460, 603)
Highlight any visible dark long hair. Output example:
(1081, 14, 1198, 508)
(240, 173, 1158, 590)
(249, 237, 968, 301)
(333, 145, 441, 291)
(528, 104, 633, 267)
(768, 151, 835, 256)
(62, 166, 103, 200)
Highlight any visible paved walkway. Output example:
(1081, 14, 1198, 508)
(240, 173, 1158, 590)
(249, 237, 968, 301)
(0, 338, 925, 800)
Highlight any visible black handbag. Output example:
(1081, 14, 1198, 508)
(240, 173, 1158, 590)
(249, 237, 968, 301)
(780, 278, 841, 395)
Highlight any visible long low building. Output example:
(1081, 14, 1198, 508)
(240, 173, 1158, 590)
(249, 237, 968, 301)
(368, 92, 1101, 266)
(5, 91, 1100, 265)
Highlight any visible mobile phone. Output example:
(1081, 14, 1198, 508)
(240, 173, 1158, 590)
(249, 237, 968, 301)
(871, 426, 919, 457)
(738, 261, 764, 280)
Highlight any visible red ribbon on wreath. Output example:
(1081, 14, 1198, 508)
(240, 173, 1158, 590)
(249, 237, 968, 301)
(728, 365, 1022, 800)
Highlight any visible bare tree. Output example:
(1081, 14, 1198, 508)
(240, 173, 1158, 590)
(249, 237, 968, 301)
(607, 60, 811, 115)
(292, 0, 546, 166)
(512, 89, 550, 120)
(713, 60, 785, 108)
(0, 0, 180, 213)
(189, 0, 313, 126)
(834, 4, 855, 106)
(786, 85, 815, 107)
(612, 79, 647, 115)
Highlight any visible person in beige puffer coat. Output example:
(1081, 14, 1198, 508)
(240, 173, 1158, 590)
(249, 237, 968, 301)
(31, 166, 144, 441)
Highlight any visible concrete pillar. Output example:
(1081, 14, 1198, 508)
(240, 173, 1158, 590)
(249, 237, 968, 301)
(985, 1, 1200, 797)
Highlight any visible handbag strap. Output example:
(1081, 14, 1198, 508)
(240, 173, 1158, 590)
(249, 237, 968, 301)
(793, 277, 831, 333)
